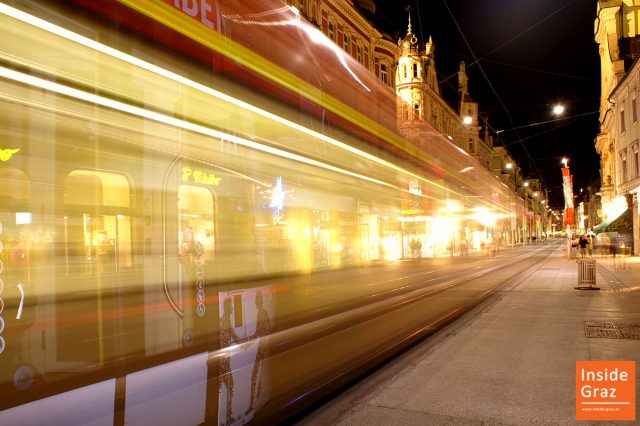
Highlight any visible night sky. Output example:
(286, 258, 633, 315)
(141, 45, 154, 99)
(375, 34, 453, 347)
(373, 0, 601, 209)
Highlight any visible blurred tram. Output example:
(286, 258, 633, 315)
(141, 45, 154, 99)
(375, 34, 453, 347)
(0, 0, 526, 424)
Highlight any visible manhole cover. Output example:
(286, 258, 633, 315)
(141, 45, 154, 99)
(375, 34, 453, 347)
(584, 321, 640, 339)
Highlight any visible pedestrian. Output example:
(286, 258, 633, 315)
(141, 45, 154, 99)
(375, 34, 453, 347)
(446, 239, 454, 256)
(578, 234, 588, 257)
(415, 238, 422, 259)
(570, 235, 578, 258)
(586, 234, 594, 256)
(460, 239, 468, 256)
(409, 238, 416, 259)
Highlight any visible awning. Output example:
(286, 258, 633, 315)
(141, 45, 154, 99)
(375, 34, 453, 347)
(592, 208, 632, 234)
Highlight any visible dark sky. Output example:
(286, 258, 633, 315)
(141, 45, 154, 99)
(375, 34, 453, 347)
(373, 0, 601, 209)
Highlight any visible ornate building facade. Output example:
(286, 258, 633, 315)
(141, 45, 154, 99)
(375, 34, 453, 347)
(284, 0, 398, 90)
(595, 0, 640, 252)
(285, 0, 549, 242)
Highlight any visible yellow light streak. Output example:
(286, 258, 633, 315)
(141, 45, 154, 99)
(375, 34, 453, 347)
(0, 2, 455, 197)
(0, 66, 411, 195)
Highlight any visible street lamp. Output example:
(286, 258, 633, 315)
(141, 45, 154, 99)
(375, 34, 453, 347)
(553, 104, 565, 116)
(561, 157, 568, 167)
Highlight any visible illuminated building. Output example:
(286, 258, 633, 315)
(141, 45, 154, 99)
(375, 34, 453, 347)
(284, 0, 399, 89)
(281, 2, 559, 250)
(595, 0, 640, 253)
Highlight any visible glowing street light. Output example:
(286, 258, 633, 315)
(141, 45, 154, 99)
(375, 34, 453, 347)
(505, 162, 513, 170)
(553, 104, 565, 116)
(463, 115, 472, 125)
(561, 157, 568, 167)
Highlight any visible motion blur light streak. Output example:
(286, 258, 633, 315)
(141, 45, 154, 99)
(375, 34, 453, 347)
(0, 1, 548, 424)
(0, 64, 420, 198)
(0, 1, 457, 197)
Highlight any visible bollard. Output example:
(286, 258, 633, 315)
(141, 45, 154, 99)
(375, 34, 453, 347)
(575, 259, 599, 290)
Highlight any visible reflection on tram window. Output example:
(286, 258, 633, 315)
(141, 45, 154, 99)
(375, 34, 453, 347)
(63, 170, 131, 274)
(178, 184, 215, 265)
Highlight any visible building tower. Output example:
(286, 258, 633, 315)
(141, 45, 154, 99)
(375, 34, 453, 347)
(396, 11, 425, 127)
(457, 61, 481, 151)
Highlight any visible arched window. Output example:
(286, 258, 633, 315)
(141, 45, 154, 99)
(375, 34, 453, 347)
(413, 63, 419, 78)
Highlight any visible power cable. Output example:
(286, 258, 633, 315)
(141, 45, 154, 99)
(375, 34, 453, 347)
(442, 0, 545, 186)
(415, 0, 424, 45)
(465, 0, 579, 69)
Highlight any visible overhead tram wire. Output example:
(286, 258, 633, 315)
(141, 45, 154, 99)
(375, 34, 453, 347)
(500, 114, 597, 148)
(415, 0, 424, 44)
(438, 0, 582, 86)
(462, 0, 579, 71)
(441, 56, 599, 86)
(442, 0, 545, 187)
(496, 110, 600, 135)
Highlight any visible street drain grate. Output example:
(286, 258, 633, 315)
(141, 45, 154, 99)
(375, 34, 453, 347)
(584, 321, 640, 339)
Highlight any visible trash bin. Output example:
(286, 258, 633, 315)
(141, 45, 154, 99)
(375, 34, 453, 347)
(576, 259, 599, 290)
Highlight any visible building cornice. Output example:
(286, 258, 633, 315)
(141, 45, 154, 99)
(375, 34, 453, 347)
(328, 0, 379, 39)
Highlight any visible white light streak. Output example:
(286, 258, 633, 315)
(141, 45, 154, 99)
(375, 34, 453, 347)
(0, 2, 455, 195)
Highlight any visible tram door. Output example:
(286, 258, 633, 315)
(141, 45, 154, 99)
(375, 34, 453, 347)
(55, 170, 138, 370)
(176, 184, 216, 348)
(0, 168, 37, 387)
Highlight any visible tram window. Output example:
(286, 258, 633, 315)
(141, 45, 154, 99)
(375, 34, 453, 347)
(0, 168, 30, 202)
(178, 185, 215, 264)
(63, 171, 132, 274)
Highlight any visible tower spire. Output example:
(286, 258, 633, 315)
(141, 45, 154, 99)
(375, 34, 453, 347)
(406, 5, 413, 35)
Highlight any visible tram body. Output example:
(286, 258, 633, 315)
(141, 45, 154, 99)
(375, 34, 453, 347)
(0, 0, 526, 423)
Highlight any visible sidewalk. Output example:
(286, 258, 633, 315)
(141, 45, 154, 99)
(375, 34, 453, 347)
(301, 242, 640, 425)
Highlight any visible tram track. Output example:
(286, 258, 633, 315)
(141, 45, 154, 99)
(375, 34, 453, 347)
(249, 243, 561, 423)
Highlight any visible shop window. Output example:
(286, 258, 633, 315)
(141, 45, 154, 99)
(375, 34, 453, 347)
(63, 170, 131, 274)
(178, 185, 215, 265)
